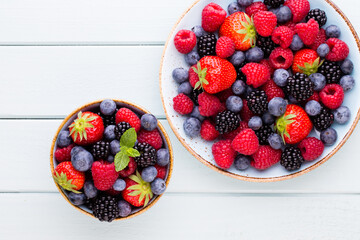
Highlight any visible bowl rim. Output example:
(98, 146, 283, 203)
(50, 99, 174, 220)
(159, 0, 360, 182)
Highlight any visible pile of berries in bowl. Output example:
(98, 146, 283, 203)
(160, 0, 359, 181)
(50, 99, 173, 222)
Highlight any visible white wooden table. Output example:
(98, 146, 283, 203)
(1, 0, 360, 239)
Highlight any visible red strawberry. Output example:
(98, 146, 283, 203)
(261, 79, 285, 101)
(216, 36, 235, 58)
(54, 144, 75, 162)
(272, 26, 295, 49)
(326, 38, 350, 62)
(254, 11, 277, 37)
(212, 140, 236, 169)
(241, 62, 270, 88)
(154, 165, 166, 179)
(200, 120, 219, 141)
(275, 104, 313, 144)
(222, 121, 249, 140)
(240, 99, 254, 122)
(216, 88, 234, 103)
(319, 84, 344, 110)
(202, 3, 227, 32)
(174, 30, 196, 54)
(91, 160, 119, 191)
(53, 161, 85, 193)
(232, 128, 259, 155)
(269, 47, 294, 69)
(292, 49, 321, 75)
(189, 64, 199, 87)
(198, 92, 223, 117)
(295, 18, 319, 45)
(260, 59, 275, 75)
(173, 93, 194, 115)
(137, 129, 163, 150)
(118, 157, 137, 178)
(308, 28, 326, 50)
(298, 137, 324, 161)
(245, 2, 268, 16)
(69, 111, 104, 146)
(122, 171, 153, 207)
(251, 145, 282, 170)
(115, 108, 141, 132)
(284, 0, 310, 23)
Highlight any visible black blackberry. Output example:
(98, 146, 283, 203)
(190, 88, 203, 105)
(134, 143, 157, 168)
(318, 60, 343, 84)
(236, 61, 247, 81)
(280, 146, 304, 171)
(255, 125, 274, 145)
(256, 36, 277, 58)
(285, 73, 314, 101)
(92, 195, 119, 222)
(264, 0, 284, 8)
(215, 110, 240, 134)
(91, 141, 110, 159)
(246, 90, 268, 115)
(306, 9, 327, 27)
(98, 111, 116, 127)
(197, 33, 217, 58)
(312, 107, 334, 131)
(114, 122, 131, 140)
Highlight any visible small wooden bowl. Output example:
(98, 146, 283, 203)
(50, 99, 173, 220)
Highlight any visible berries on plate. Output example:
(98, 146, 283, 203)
(216, 36, 235, 58)
(251, 145, 282, 170)
(174, 30, 197, 54)
(298, 137, 324, 161)
(202, 3, 227, 32)
(253, 11, 277, 37)
(212, 139, 236, 169)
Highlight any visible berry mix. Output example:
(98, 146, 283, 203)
(172, 0, 355, 172)
(53, 100, 170, 222)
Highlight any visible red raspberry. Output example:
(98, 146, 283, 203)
(326, 38, 350, 62)
(116, 108, 141, 132)
(137, 129, 163, 150)
(295, 19, 319, 45)
(54, 144, 75, 162)
(200, 120, 219, 141)
(260, 59, 275, 75)
(241, 62, 270, 88)
(261, 79, 285, 101)
(284, 0, 310, 23)
(254, 11, 277, 37)
(231, 128, 259, 156)
(251, 145, 282, 170)
(106, 187, 121, 196)
(173, 93, 194, 115)
(298, 137, 324, 161)
(212, 140, 236, 169)
(198, 92, 223, 117)
(222, 121, 249, 140)
(269, 47, 294, 69)
(240, 99, 254, 122)
(216, 36, 235, 59)
(91, 160, 119, 191)
(189, 64, 199, 87)
(202, 3, 227, 32)
(245, 2, 268, 16)
(118, 157, 137, 178)
(319, 84, 344, 110)
(154, 165, 167, 179)
(272, 26, 295, 49)
(306, 91, 320, 102)
(216, 88, 233, 103)
(309, 28, 326, 50)
(174, 30, 196, 54)
(281, 21, 296, 32)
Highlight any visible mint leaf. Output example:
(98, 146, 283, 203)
(127, 148, 140, 157)
(120, 128, 137, 148)
(114, 151, 130, 172)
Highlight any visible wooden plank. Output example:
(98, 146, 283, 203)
(1, 119, 360, 193)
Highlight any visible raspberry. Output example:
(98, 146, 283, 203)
(118, 157, 137, 178)
(216, 36, 235, 59)
(260, 59, 275, 76)
(91, 161, 119, 191)
(115, 108, 141, 132)
(173, 93, 194, 115)
(272, 26, 295, 49)
(306, 91, 320, 102)
(245, 2, 268, 16)
(202, 3, 227, 32)
(106, 187, 121, 196)
(269, 47, 294, 69)
(222, 121, 249, 140)
(295, 18, 319, 45)
(281, 21, 296, 32)
(198, 92, 223, 117)
(137, 129, 163, 150)
(212, 140, 236, 169)
(308, 28, 326, 50)
(154, 165, 167, 179)
(284, 0, 310, 23)
(298, 137, 324, 161)
(200, 120, 220, 141)
(174, 30, 197, 54)
(254, 11, 277, 37)
(326, 38, 350, 62)
(240, 99, 255, 122)
(54, 144, 75, 162)
(216, 88, 233, 103)
(251, 145, 282, 170)
(241, 62, 270, 88)
(319, 84, 344, 110)
(261, 79, 285, 101)
(231, 128, 259, 156)
(189, 64, 199, 88)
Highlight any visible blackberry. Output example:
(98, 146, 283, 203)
(312, 107, 334, 131)
(236, 61, 247, 81)
(197, 33, 217, 58)
(255, 125, 274, 145)
(215, 110, 240, 134)
(114, 122, 131, 140)
(246, 90, 268, 115)
(306, 9, 327, 27)
(134, 143, 157, 168)
(92, 195, 119, 222)
(281, 146, 304, 171)
(190, 88, 203, 105)
(91, 141, 110, 159)
(264, 0, 284, 8)
(285, 73, 314, 101)
(256, 36, 277, 58)
(318, 60, 343, 84)
(98, 111, 116, 127)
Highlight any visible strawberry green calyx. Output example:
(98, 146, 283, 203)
(275, 114, 296, 143)
(53, 171, 80, 193)
(127, 171, 153, 206)
(237, 14, 256, 47)
(297, 57, 324, 76)
(69, 111, 96, 141)
(193, 62, 209, 90)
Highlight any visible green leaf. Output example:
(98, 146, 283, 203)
(120, 128, 137, 148)
(128, 190, 141, 196)
(114, 151, 130, 172)
(194, 81, 201, 90)
(127, 148, 140, 157)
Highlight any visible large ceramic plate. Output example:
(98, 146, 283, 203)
(160, 0, 360, 182)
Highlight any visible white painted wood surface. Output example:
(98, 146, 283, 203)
(0, 0, 359, 239)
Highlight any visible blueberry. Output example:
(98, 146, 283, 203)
(110, 140, 121, 155)
(118, 200, 132, 217)
(107, 155, 114, 163)
(226, 96, 243, 113)
(268, 97, 287, 117)
(248, 116, 263, 130)
(104, 125, 116, 141)
(340, 59, 354, 75)
(172, 68, 188, 83)
(178, 82, 193, 95)
(141, 114, 158, 131)
(273, 69, 289, 87)
(268, 133, 284, 150)
(183, 117, 201, 138)
(269, 8, 280, 15)
(228, 2, 244, 15)
(230, 51, 246, 67)
(317, 43, 330, 58)
(68, 192, 86, 206)
(157, 148, 170, 166)
(333, 106, 351, 124)
(262, 112, 275, 125)
(232, 80, 246, 95)
(290, 34, 304, 51)
(113, 179, 126, 191)
(326, 25, 341, 38)
(237, 0, 253, 7)
(71, 146, 85, 156)
(340, 75, 355, 92)
(305, 100, 322, 116)
(84, 181, 98, 199)
(57, 130, 72, 148)
(185, 50, 200, 66)
(100, 99, 116, 116)
(191, 25, 206, 38)
(151, 178, 166, 195)
(141, 166, 158, 183)
(71, 149, 94, 172)
(190, 106, 205, 122)
(309, 73, 326, 91)
(234, 155, 251, 170)
(276, 6, 292, 24)
(245, 46, 264, 62)
(320, 128, 337, 146)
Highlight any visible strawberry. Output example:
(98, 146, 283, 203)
(241, 62, 270, 88)
(295, 18, 319, 45)
(261, 79, 285, 101)
(115, 108, 141, 132)
(212, 140, 236, 169)
(53, 161, 85, 193)
(216, 36, 235, 58)
(137, 129, 163, 150)
(232, 128, 259, 155)
(298, 137, 324, 161)
(222, 121, 249, 140)
(198, 92, 224, 117)
(154, 165, 166, 179)
(292, 49, 321, 75)
(173, 93, 194, 115)
(269, 47, 294, 69)
(122, 171, 153, 207)
(174, 30, 196, 54)
(69, 111, 104, 146)
(240, 99, 254, 122)
(275, 104, 313, 144)
(200, 120, 219, 141)
(272, 26, 294, 49)
(91, 160, 119, 191)
(54, 144, 75, 162)
(118, 157, 137, 178)
(189, 64, 199, 87)
(253, 11, 277, 37)
(326, 38, 350, 62)
(245, 2, 268, 16)
(192, 56, 236, 94)
(308, 28, 326, 50)
(251, 145, 282, 170)
(319, 84, 344, 110)
(284, 0, 310, 23)
(202, 3, 227, 32)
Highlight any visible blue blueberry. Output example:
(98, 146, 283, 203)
(107, 155, 114, 163)
(232, 80, 246, 95)
(340, 59, 354, 75)
(317, 43, 330, 58)
(230, 51, 246, 67)
(68, 192, 86, 206)
(248, 116, 263, 130)
(118, 200, 132, 217)
(340, 75, 355, 92)
(157, 148, 170, 166)
(226, 96, 243, 113)
(190, 106, 205, 122)
(100, 99, 116, 116)
(320, 128, 337, 146)
(113, 179, 126, 191)
(290, 34, 304, 51)
(185, 50, 200, 66)
(172, 68, 188, 83)
(234, 155, 251, 170)
(245, 46, 264, 63)
(71, 146, 85, 157)
(305, 100, 322, 116)
(326, 25, 341, 38)
(71, 149, 94, 171)
(151, 178, 166, 195)
(57, 130, 72, 148)
(191, 25, 206, 38)
(141, 114, 158, 131)
(273, 69, 289, 87)
(333, 106, 351, 124)
(183, 117, 201, 138)
(269, 8, 280, 15)
(84, 181, 98, 199)
(268, 97, 287, 117)
(110, 140, 121, 155)
(178, 82, 193, 95)
(268, 133, 284, 150)
(276, 6, 292, 24)
(141, 166, 158, 183)
(237, 0, 253, 7)
(104, 125, 116, 141)
(228, 2, 244, 15)
(262, 112, 275, 125)
(309, 73, 326, 91)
